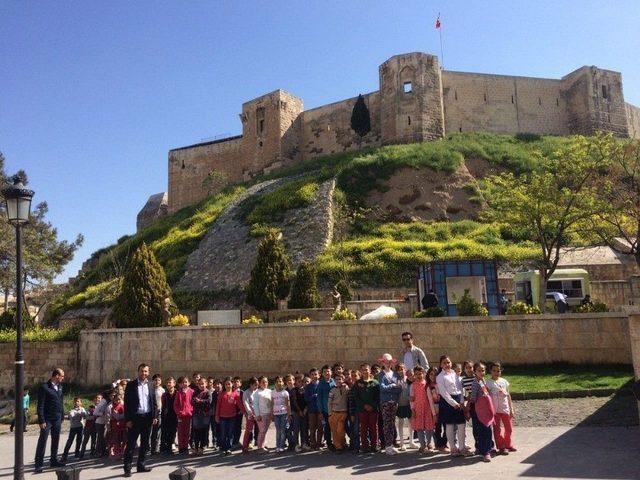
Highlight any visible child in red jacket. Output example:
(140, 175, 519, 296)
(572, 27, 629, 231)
(215, 377, 243, 455)
(173, 377, 194, 454)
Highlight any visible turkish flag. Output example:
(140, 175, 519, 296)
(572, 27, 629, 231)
(435, 15, 441, 29)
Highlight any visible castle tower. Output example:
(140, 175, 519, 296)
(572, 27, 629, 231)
(379, 52, 445, 144)
(239, 90, 303, 179)
(561, 66, 630, 137)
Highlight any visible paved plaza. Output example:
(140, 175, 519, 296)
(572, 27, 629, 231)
(0, 425, 638, 480)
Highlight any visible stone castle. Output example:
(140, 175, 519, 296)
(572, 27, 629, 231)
(137, 52, 640, 230)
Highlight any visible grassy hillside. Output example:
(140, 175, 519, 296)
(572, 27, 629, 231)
(50, 133, 572, 319)
(317, 220, 538, 287)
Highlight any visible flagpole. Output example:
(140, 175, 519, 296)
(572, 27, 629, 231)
(438, 13, 444, 69)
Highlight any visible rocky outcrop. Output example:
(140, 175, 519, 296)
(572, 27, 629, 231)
(365, 159, 499, 222)
(177, 178, 335, 292)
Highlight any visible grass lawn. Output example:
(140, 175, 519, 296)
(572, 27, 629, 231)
(504, 364, 635, 394)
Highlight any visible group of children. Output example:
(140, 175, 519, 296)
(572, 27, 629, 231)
(58, 353, 516, 464)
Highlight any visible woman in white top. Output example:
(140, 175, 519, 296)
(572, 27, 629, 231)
(435, 355, 468, 456)
(251, 376, 273, 451)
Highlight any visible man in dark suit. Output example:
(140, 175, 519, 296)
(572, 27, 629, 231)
(34, 368, 65, 473)
(123, 363, 157, 477)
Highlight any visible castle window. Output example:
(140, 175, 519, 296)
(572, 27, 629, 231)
(454, 89, 458, 101)
(403, 81, 412, 94)
(556, 98, 559, 106)
(538, 97, 542, 106)
(511, 95, 514, 104)
(181, 160, 185, 169)
(459, 127, 462, 132)
(408, 116, 411, 126)
(484, 93, 487, 102)
(602, 85, 608, 99)
(256, 107, 265, 135)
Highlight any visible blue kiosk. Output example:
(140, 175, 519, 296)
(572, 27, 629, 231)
(417, 260, 500, 316)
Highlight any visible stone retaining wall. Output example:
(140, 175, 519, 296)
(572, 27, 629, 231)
(628, 314, 640, 420)
(0, 341, 78, 396)
(79, 313, 631, 385)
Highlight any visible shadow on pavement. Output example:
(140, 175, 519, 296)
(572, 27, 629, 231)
(519, 391, 640, 479)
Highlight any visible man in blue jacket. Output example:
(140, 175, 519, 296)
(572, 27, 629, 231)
(34, 368, 65, 473)
(317, 365, 336, 450)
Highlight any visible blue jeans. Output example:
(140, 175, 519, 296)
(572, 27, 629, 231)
(273, 414, 288, 450)
(349, 416, 360, 450)
(471, 411, 494, 455)
(219, 417, 235, 452)
(287, 412, 300, 449)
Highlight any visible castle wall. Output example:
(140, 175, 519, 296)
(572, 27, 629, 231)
(299, 92, 382, 160)
(627, 103, 640, 139)
(442, 71, 568, 135)
(168, 136, 243, 214)
(161, 53, 637, 216)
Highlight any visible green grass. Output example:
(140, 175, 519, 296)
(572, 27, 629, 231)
(317, 220, 538, 287)
(504, 364, 634, 394)
(238, 176, 319, 232)
(255, 132, 569, 205)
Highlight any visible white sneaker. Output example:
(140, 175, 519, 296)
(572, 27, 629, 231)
(398, 445, 406, 451)
(408, 442, 418, 449)
(385, 446, 398, 455)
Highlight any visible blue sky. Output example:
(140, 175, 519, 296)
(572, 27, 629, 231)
(1, 1, 639, 282)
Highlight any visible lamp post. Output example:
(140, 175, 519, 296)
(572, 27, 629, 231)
(1, 176, 34, 480)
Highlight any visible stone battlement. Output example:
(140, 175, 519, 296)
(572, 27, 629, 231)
(155, 52, 640, 216)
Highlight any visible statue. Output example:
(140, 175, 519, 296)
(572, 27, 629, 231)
(162, 297, 172, 326)
(332, 285, 342, 311)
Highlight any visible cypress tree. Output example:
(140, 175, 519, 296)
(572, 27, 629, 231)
(246, 230, 291, 313)
(350, 94, 371, 137)
(112, 242, 173, 328)
(288, 261, 320, 309)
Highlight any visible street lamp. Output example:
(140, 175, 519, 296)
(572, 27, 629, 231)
(1, 176, 34, 480)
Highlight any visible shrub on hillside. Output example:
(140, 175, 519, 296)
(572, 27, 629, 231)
(112, 243, 173, 328)
(456, 289, 489, 316)
(506, 302, 542, 315)
(246, 231, 291, 312)
(288, 262, 321, 309)
(413, 306, 446, 318)
(331, 308, 357, 321)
